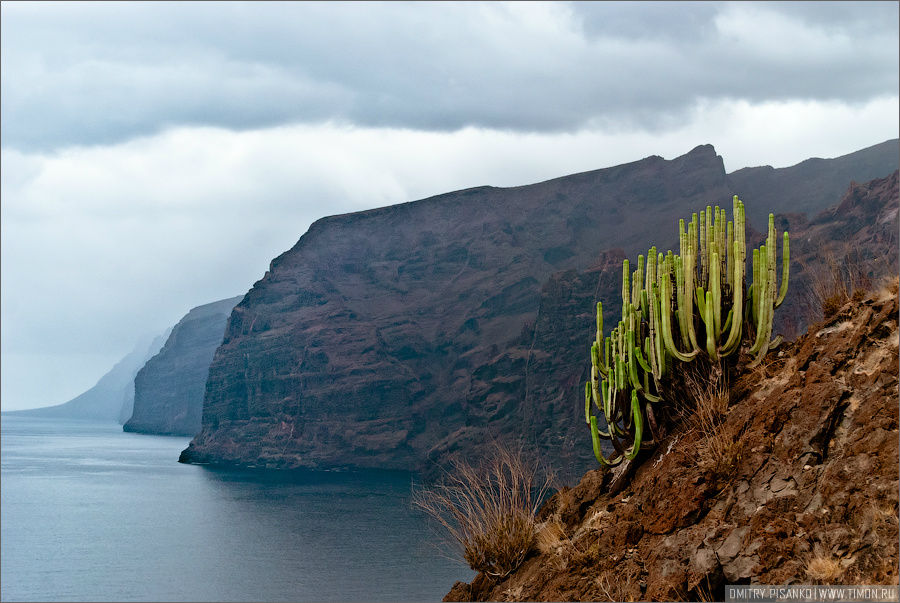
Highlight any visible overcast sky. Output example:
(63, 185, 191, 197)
(2, 1, 898, 411)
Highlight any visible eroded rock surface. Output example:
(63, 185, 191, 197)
(446, 286, 899, 601)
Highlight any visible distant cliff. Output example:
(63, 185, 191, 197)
(124, 296, 242, 436)
(180, 139, 898, 475)
(6, 332, 168, 422)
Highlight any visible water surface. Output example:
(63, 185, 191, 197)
(1, 416, 470, 601)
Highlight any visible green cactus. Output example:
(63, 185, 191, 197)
(584, 196, 789, 466)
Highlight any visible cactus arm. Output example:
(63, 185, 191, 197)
(750, 247, 760, 327)
(633, 255, 645, 312)
(775, 232, 789, 308)
(624, 390, 643, 461)
(699, 209, 708, 285)
(590, 415, 619, 466)
(650, 285, 667, 379)
(641, 390, 662, 403)
(601, 379, 611, 422)
(584, 382, 592, 424)
(647, 287, 661, 381)
(721, 241, 745, 356)
(710, 251, 722, 339)
(683, 241, 700, 352)
(726, 220, 734, 290)
(646, 247, 657, 295)
(660, 256, 699, 362)
(633, 335, 652, 373)
(748, 247, 769, 355)
(704, 290, 717, 359)
(626, 331, 643, 392)
(640, 289, 650, 322)
(616, 355, 626, 393)
(749, 239, 777, 367)
(674, 255, 690, 349)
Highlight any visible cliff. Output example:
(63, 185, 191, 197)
(180, 140, 898, 474)
(6, 332, 168, 422)
(124, 296, 242, 436)
(444, 282, 899, 601)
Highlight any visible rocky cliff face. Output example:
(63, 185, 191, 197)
(445, 283, 899, 601)
(180, 140, 898, 474)
(124, 296, 242, 436)
(6, 332, 168, 422)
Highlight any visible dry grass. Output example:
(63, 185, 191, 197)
(535, 517, 568, 555)
(694, 578, 718, 603)
(594, 571, 637, 602)
(501, 585, 524, 601)
(801, 249, 874, 321)
(806, 555, 844, 583)
(535, 517, 573, 571)
(676, 364, 743, 476)
(413, 444, 555, 579)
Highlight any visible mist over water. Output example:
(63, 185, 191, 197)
(0, 416, 470, 602)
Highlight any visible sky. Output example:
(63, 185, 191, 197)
(1, 1, 898, 411)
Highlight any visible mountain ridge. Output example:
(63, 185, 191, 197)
(180, 139, 898, 476)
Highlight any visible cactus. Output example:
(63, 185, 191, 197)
(585, 196, 789, 466)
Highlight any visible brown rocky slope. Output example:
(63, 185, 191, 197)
(445, 284, 899, 601)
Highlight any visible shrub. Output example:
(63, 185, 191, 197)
(585, 197, 789, 466)
(413, 444, 555, 578)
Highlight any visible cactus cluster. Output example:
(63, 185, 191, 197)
(584, 196, 789, 466)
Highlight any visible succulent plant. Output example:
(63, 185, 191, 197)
(585, 196, 789, 466)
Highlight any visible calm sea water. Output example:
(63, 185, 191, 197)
(0, 416, 471, 602)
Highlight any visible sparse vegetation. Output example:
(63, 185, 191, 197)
(676, 363, 743, 477)
(801, 248, 873, 321)
(806, 554, 844, 583)
(413, 444, 555, 579)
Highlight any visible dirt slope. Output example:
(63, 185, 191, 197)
(446, 284, 899, 601)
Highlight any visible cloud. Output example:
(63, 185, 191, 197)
(2, 94, 897, 409)
(0, 2, 897, 410)
(1, 1, 897, 151)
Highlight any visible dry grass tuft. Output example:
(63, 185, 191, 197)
(676, 364, 743, 476)
(594, 571, 637, 602)
(806, 555, 844, 583)
(801, 249, 874, 321)
(413, 444, 555, 579)
(501, 584, 524, 601)
(535, 517, 568, 555)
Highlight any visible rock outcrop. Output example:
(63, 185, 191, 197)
(444, 283, 899, 601)
(124, 296, 242, 436)
(6, 332, 168, 422)
(180, 140, 898, 474)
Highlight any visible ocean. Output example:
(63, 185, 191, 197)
(0, 416, 471, 602)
